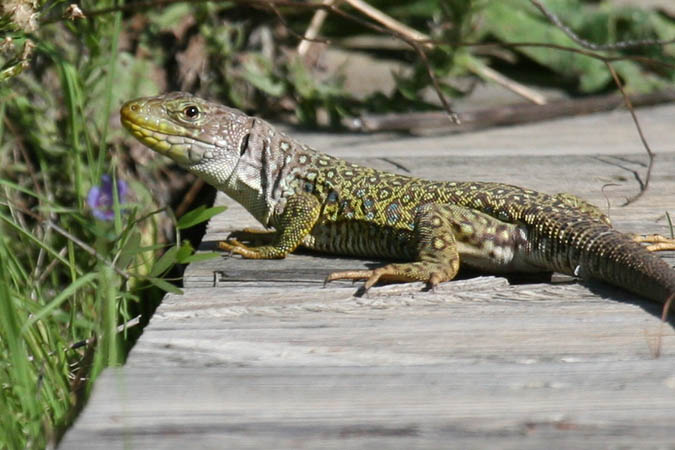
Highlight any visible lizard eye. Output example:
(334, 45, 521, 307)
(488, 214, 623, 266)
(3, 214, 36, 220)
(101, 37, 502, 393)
(183, 105, 200, 119)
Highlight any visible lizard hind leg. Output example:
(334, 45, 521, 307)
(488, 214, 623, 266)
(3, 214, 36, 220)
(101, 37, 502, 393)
(325, 204, 461, 290)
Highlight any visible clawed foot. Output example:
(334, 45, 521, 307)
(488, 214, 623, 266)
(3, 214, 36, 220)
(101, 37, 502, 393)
(218, 228, 282, 259)
(324, 266, 441, 293)
(218, 238, 259, 258)
(632, 233, 675, 252)
(218, 235, 287, 259)
(227, 228, 276, 246)
(324, 269, 386, 292)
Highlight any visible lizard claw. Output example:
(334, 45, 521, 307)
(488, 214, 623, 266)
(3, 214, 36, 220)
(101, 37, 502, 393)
(324, 269, 384, 293)
(219, 239, 257, 258)
(218, 240, 235, 256)
(631, 233, 675, 252)
(227, 228, 276, 246)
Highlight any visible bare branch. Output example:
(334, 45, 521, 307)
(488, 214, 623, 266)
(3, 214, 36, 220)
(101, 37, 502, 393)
(343, 0, 431, 46)
(604, 63, 654, 206)
(297, 0, 339, 59)
(466, 60, 547, 105)
(530, 0, 675, 51)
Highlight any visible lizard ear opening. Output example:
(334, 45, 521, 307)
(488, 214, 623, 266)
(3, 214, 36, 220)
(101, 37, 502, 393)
(239, 133, 250, 157)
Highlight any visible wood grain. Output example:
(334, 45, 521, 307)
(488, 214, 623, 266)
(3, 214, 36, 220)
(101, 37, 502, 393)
(61, 104, 675, 449)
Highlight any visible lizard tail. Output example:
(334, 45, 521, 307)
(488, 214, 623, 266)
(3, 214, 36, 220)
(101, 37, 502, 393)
(572, 227, 675, 304)
(529, 214, 675, 304)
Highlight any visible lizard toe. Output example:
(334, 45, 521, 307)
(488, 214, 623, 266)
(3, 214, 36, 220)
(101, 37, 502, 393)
(631, 233, 675, 252)
(324, 270, 373, 284)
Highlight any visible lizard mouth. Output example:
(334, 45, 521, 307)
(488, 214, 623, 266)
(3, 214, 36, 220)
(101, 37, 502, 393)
(121, 98, 217, 165)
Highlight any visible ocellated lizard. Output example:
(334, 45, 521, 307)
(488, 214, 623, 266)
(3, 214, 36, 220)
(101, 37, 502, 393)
(121, 92, 675, 305)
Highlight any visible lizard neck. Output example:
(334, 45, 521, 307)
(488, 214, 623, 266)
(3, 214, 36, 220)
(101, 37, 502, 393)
(216, 118, 319, 227)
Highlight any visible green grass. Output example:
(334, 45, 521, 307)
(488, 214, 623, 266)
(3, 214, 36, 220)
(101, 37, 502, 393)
(0, 1, 177, 447)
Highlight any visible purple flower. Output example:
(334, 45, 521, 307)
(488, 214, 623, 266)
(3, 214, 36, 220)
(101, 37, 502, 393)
(87, 175, 129, 221)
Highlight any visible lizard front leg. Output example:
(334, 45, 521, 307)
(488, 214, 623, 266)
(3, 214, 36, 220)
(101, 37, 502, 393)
(219, 193, 320, 259)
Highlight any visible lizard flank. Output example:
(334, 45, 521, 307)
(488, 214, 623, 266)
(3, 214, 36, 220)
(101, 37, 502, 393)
(121, 92, 675, 305)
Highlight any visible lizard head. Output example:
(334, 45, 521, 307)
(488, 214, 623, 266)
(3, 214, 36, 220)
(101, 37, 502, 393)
(120, 92, 254, 185)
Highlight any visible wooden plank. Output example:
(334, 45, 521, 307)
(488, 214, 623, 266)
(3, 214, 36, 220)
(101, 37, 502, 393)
(64, 276, 675, 448)
(61, 104, 675, 449)
(61, 361, 675, 449)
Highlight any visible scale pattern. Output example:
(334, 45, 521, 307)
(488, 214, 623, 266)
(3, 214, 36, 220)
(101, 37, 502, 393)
(121, 92, 675, 304)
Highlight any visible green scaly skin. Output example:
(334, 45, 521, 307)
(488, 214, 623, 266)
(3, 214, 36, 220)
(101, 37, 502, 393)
(121, 92, 675, 304)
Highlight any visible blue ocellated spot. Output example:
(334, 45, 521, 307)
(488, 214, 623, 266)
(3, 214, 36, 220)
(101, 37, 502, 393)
(304, 182, 314, 193)
(366, 212, 375, 220)
(328, 191, 338, 202)
(364, 198, 374, 209)
(356, 189, 366, 198)
(386, 203, 400, 225)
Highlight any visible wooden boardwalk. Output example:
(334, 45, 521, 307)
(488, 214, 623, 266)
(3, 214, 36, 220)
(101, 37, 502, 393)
(61, 104, 675, 449)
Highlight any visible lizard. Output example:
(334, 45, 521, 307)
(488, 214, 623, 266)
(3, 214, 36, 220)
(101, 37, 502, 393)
(120, 92, 675, 305)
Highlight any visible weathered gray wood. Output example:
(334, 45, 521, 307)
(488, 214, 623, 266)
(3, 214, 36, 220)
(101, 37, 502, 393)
(61, 104, 675, 449)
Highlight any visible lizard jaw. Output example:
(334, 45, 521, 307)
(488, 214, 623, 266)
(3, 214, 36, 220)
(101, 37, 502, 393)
(121, 98, 219, 167)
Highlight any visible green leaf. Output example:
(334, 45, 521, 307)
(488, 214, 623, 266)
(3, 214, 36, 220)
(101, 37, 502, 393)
(150, 245, 180, 277)
(177, 205, 226, 230)
(482, 1, 610, 92)
(116, 231, 141, 270)
(242, 54, 286, 97)
(175, 240, 195, 263)
(180, 252, 222, 264)
(148, 3, 193, 29)
(147, 277, 183, 295)
(393, 72, 421, 101)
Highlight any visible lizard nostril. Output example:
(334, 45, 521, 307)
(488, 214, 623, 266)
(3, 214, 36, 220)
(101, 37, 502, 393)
(130, 104, 139, 112)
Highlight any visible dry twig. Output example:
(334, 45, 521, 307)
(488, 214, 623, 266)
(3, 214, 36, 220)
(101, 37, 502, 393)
(530, 0, 675, 51)
(297, 0, 338, 60)
(604, 62, 655, 206)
